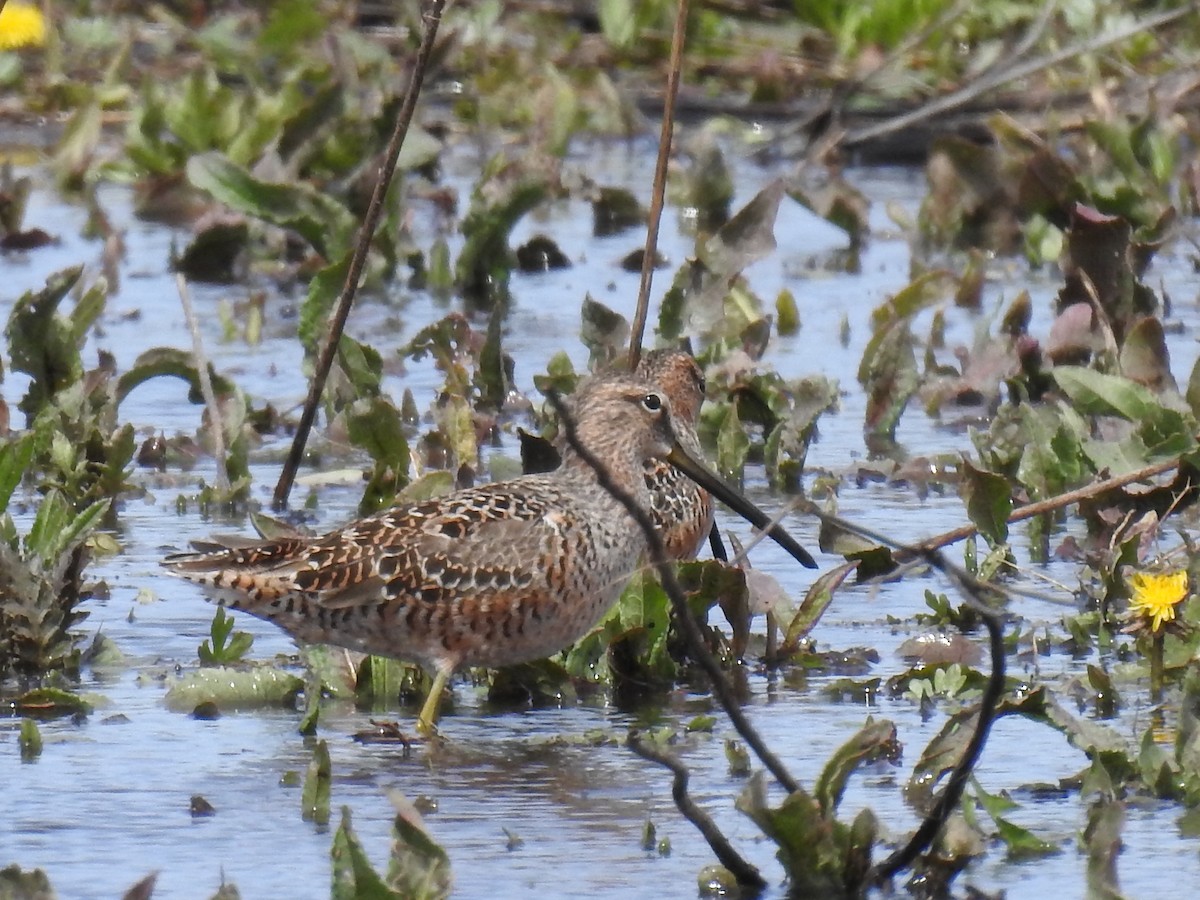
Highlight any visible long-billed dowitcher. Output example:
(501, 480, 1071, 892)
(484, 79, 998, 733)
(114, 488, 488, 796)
(560, 349, 714, 560)
(165, 375, 815, 735)
(546, 349, 815, 567)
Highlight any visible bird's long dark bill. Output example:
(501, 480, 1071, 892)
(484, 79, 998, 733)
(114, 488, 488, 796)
(667, 444, 818, 569)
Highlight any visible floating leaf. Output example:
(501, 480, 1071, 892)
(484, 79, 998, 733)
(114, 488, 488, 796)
(164, 666, 303, 712)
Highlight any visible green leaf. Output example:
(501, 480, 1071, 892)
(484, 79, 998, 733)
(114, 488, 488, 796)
(960, 460, 1012, 545)
(5, 266, 85, 421)
(858, 317, 917, 440)
(298, 255, 352, 353)
(187, 152, 357, 260)
(580, 295, 629, 368)
(0, 433, 35, 512)
(19, 718, 43, 762)
(302, 739, 332, 826)
(259, 0, 326, 53)
(814, 717, 899, 817)
(346, 397, 410, 469)
(164, 666, 303, 712)
(116, 347, 235, 407)
(716, 402, 749, 488)
(331, 806, 400, 899)
(385, 795, 453, 899)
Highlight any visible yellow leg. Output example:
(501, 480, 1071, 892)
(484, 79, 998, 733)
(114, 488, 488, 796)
(417, 667, 451, 738)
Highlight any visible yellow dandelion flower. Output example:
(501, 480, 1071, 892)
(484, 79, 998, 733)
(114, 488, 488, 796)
(1128, 570, 1189, 633)
(0, 2, 47, 51)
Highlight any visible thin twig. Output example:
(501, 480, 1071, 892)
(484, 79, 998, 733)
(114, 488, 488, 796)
(795, 504, 1008, 883)
(628, 0, 690, 371)
(843, 4, 1194, 149)
(869, 550, 1006, 883)
(901, 454, 1184, 561)
(628, 730, 767, 890)
(549, 391, 800, 794)
(176, 273, 228, 494)
(272, 0, 446, 509)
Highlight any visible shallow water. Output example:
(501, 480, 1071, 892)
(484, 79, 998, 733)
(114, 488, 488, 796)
(4, 138, 1200, 898)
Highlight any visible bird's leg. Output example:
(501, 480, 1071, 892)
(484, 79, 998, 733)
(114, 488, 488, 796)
(416, 666, 451, 738)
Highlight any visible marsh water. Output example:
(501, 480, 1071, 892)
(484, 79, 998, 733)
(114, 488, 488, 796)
(4, 139, 1200, 898)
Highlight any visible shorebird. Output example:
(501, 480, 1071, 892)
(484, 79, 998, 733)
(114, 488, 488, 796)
(537, 349, 816, 566)
(165, 375, 816, 735)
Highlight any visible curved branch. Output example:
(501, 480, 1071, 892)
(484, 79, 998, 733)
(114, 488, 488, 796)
(867, 550, 1006, 883)
(549, 391, 800, 795)
(628, 730, 766, 890)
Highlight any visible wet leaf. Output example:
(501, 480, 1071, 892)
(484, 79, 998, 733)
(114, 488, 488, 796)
(859, 316, 916, 440)
(514, 235, 570, 272)
(124, 872, 159, 900)
(775, 288, 799, 336)
(9, 687, 92, 718)
(580, 295, 629, 368)
(474, 308, 507, 411)
(164, 666, 303, 712)
(456, 153, 554, 304)
(736, 773, 857, 896)
(1084, 795, 1124, 899)
(385, 792, 453, 899)
(187, 152, 356, 260)
(1120, 316, 1175, 391)
(298, 255, 353, 353)
(173, 214, 249, 283)
(302, 739, 332, 826)
(0, 432, 35, 512)
(592, 186, 644, 237)
(699, 180, 783, 275)
(815, 717, 900, 816)
(355, 655, 413, 706)
(715, 402, 749, 487)
(676, 132, 733, 231)
(6, 265, 87, 421)
(331, 807, 405, 898)
(0, 866, 54, 898)
(18, 717, 42, 761)
(116, 346, 236, 407)
(960, 460, 1012, 545)
(781, 563, 855, 653)
(531, 350, 577, 398)
(725, 739, 752, 777)
(198, 607, 254, 665)
(973, 781, 1059, 859)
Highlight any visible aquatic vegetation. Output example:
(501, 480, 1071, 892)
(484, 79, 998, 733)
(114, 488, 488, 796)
(0, 3, 47, 51)
(9, 1, 1200, 896)
(1126, 570, 1189, 634)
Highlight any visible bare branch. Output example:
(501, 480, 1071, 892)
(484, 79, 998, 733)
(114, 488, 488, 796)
(273, 0, 447, 508)
(628, 730, 766, 890)
(628, 0, 690, 370)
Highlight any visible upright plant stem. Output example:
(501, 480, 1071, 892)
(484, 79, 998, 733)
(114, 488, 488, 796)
(627, 0, 690, 371)
(272, 0, 446, 509)
(1150, 632, 1165, 703)
(177, 274, 228, 495)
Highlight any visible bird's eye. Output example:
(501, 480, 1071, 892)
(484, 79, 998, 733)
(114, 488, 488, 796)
(696, 375, 707, 394)
(642, 393, 663, 411)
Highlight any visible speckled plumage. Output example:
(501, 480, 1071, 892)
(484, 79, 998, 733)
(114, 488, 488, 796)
(567, 350, 714, 560)
(164, 377, 691, 730)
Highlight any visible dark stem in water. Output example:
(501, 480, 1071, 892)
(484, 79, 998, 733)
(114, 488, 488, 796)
(273, 0, 447, 509)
